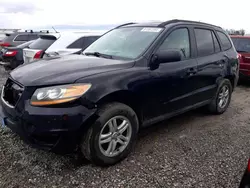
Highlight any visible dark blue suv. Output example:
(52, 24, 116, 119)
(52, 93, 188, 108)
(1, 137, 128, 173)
(0, 20, 239, 166)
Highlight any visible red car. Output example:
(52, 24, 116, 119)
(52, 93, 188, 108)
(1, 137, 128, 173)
(231, 35, 250, 80)
(239, 158, 250, 187)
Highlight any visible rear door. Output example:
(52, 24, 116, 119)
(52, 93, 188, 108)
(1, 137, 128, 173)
(195, 28, 227, 101)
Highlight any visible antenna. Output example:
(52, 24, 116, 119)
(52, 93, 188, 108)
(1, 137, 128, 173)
(52, 26, 58, 33)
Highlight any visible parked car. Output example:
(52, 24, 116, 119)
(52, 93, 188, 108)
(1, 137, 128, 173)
(239, 158, 250, 188)
(0, 30, 41, 50)
(0, 20, 239, 166)
(44, 32, 103, 57)
(0, 40, 35, 70)
(231, 35, 250, 80)
(23, 33, 60, 64)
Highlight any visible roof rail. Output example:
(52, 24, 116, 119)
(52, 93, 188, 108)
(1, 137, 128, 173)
(114, 22, 136, 29)
(39, 30, 50, 33)
(25, 29, 34, 33)
(158, 19, 222, 29)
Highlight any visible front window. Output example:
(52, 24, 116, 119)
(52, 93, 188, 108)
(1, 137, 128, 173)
(83, 27, 163, 59)
(158, 28, 190, 59)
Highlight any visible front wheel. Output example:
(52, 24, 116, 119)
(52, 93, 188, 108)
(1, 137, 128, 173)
(80, 102, 139, 166)
(207, 79, 232, 114)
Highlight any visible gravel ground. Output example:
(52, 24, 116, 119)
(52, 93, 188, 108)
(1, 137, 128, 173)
(0, 65, 250, 188)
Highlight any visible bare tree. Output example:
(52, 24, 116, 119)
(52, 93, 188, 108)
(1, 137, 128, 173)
(225, 28, 245, 35)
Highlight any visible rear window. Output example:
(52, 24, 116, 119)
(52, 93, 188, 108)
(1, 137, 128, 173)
(212, 32, 221, 53)
(14, 34, 29, 41)
(217, 31, 232, 50)
(82, 36, 100, 50)
(195, 29, 214, 56)
(16, 40, 34, 48)
(231, 38, 250, 53)
(67, 37, 83, 49)
(29, 35, 56, 50)
(29, 34, 39, 40)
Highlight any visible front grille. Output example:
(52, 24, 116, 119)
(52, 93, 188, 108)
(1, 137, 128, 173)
(2, 78, 23, 107)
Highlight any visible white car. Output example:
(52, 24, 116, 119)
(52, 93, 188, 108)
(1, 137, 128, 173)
(23, 31, 104, 64)
(23, 33, 60, 64)
(44, 32, 104, 57)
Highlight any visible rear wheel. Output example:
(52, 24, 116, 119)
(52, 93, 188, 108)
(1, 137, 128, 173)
(80, 102, 139, 166)
(10, 59, 20, 69)
(207, 79, 232, 114)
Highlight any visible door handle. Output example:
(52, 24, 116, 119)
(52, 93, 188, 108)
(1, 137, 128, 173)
(186, 68, 197, 76)
(216, 59, 226, 67)
(216, 61, 223, 67)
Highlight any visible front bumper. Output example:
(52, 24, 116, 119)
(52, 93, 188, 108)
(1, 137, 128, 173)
(0, 98, 96, 154)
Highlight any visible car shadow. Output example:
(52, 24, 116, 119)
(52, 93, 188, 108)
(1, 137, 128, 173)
(237, 80, 250, 87)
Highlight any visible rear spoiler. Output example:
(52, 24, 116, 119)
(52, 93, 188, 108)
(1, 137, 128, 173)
(38, 34, 57, 40)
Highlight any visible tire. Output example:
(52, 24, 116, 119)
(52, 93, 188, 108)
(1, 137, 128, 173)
(207, 79, 232, 114)
(80, 102, 139, 166)
(10, 60, 17, 70)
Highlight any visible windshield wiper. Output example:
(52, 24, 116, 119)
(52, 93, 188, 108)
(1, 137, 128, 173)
(84, 52, 113, 59)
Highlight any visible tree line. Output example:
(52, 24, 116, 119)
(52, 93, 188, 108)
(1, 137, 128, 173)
(225, 29, 245, 36)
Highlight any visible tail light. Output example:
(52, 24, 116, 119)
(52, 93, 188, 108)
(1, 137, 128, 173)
(0, 42, 10, 47)
(34, 50, 43, 59)
(237, 53, 244, 64)
(4, 51, 17, 57)
(247, 159, 250, 172)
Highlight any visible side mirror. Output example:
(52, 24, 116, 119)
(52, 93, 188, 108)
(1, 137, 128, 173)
(152, 50, 182, 64)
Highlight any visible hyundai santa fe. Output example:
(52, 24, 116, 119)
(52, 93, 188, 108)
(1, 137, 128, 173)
(0, 20, 239, 166)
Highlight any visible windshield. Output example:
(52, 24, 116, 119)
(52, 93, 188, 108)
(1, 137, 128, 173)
(83, 27, 163, 59)
(231, 37, 250, 53)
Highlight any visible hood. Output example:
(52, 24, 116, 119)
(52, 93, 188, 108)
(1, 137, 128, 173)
(10, 55, 133, 86)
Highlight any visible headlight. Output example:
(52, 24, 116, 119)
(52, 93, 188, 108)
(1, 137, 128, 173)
(30, 84, 91, 106)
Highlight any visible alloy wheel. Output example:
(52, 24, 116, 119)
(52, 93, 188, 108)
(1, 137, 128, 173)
(218, 85, 229, 109)
(98, 116, 132, 157)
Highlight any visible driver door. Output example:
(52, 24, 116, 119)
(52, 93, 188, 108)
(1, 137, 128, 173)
(151, 27, 199, 115)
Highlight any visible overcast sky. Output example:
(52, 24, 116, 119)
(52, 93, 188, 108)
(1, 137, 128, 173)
(0, 0, 249, 32)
